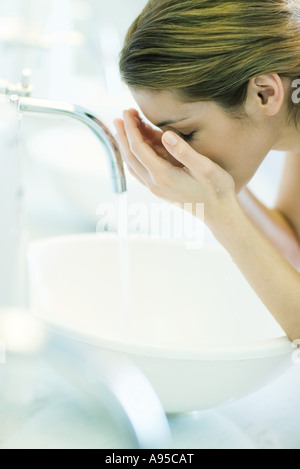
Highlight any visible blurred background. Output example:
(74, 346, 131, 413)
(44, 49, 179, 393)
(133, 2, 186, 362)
(0, 0, 146, 100)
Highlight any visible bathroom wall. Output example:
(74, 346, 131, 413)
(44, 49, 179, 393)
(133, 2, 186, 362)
(0, 0, 147, 99)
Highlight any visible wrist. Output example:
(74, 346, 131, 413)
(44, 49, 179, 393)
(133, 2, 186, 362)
(205, 193, 245, 242)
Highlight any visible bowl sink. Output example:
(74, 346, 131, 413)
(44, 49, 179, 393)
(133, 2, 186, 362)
(27, 234, 293, 414)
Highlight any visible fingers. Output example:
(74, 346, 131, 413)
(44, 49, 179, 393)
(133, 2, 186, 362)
(162, 131, 212, 177)
(115, 111, 196, 198)
(113, 118, 149, 187)
(123, 111, 174, 172)
(128, 109, 163, 145)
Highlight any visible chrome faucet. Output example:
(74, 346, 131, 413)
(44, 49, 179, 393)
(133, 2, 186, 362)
(1, 70, 127, 193)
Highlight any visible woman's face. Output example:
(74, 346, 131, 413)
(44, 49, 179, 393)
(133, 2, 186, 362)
(131, 88, 278, 193)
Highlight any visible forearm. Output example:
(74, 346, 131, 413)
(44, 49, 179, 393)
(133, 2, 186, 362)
(238, 188, 300, 270)
(210, 198, 300, 342)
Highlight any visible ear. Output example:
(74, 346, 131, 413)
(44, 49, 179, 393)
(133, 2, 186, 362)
(248, 74, 285, 116)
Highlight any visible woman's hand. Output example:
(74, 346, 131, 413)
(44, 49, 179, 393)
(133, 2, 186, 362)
(115, 109, 184, 168)
(114, 109, 237, 228)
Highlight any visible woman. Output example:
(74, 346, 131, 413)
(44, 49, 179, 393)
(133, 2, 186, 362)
(114, 0, 300, 342)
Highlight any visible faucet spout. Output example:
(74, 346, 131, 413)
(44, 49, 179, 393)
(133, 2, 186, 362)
(18, 97, 127, 193)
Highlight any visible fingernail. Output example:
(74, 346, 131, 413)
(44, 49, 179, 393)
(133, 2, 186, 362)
(163, 132, 178, 146)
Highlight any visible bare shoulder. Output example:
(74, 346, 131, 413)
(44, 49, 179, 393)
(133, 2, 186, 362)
(276, 152, 300, 236)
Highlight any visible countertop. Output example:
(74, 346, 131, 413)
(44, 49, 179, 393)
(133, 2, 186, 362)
(0, 359, 299, 449)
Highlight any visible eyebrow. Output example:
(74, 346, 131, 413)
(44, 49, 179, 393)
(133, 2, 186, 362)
(155, 117, 190, 127)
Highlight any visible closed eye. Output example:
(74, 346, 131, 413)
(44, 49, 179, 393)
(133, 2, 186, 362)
(179, 131, 195, 143)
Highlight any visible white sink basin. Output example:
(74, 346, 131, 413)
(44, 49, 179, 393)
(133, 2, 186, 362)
(27, 234, 293, 414)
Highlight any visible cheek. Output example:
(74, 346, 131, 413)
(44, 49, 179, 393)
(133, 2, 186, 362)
(191, 136, 237, 171)
(191, 134, 259, 190)
(191, 119, 269, 190)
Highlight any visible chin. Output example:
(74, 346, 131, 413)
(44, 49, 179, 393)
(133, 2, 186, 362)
(233, 169, 257, 195)
(233, 177, 251, 195)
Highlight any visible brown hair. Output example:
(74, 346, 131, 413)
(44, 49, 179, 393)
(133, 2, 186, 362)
(120, 0, 300, 121)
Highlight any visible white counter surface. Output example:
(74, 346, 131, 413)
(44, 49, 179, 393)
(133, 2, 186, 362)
(0, 359, 299, 449)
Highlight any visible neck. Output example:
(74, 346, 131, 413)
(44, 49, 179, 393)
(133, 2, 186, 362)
(272, 113, 300, 153)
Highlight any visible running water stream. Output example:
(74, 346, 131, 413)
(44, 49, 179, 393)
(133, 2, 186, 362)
(116, 193, 131, 327)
